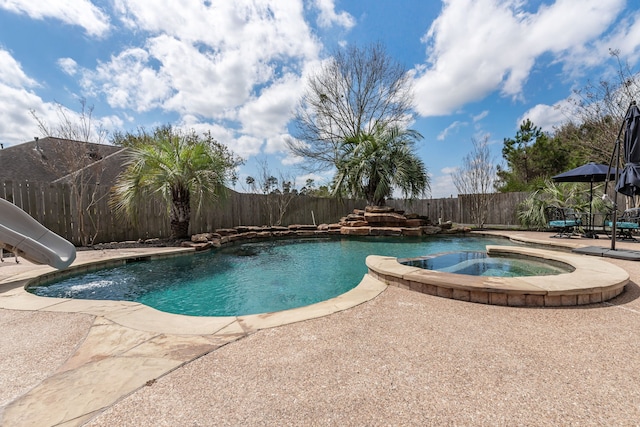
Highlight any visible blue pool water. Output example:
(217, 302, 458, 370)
(401, 251, 572, 277)
(28, 236, 516, 316)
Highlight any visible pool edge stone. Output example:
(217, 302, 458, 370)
(366, 246, 630, 307)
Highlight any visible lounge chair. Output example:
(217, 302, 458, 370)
(545, 206, 582, 238)
(603, 208, 640, 241)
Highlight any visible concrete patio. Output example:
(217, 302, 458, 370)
(1, 231, 640, 426)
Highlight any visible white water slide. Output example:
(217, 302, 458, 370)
(0, 197, 76, 269)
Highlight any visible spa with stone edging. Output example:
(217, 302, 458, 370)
(366, 245, 630, 307)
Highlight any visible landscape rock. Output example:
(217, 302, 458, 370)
(402, 227, 423, 237)
(235, 226, 266, 233)
(422, 226, 441, 235)
(405, 218, 426, 227)
(181, 241, 212, 251)
(364, 205, 394, 213)
(191, 233, 214, 243)
(215, 228, 238, 236)
(267, 226, 289, 232)
(288, 224, 319, 231)
(346, 220, 369, 227)
(364, 211, 407, 227)
(346, 213, 366, 221)
(369, 227, 403, 236)
(340, 226, 371, 236)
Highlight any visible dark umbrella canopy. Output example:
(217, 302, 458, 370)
(552, 162, 618, 238)
(615, 104, 640, 196)
(552, 162, 617, 183)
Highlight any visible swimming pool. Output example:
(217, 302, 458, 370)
(28, 236, 516, 316)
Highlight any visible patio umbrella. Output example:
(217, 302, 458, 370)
(615, 103, 640, 196)
(552, 162, 617, 236)
(552, 162, 618, 183)
(609, 101, 640, 249)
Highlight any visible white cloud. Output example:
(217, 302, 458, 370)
(233, 135, 264, 159)
(82, 47, 172, 112)
(589, 10, 640, 67)
(313, 0, 355, 29)
(0, 49, 123, 147)
(437, 120, 467, 141)
(441, 166, 458, 175)
(518, 99, 576, 132)
(57, 58, 78, 76)
(0, 84, 44, 146)
(0, 49, 46, 145)
(430, 170, 458, 198)
(473, 110, 489, 122)
(281, 153, 305, 166)
(80, 0, 322, 143)
(263, 134, 292, 154)
(0, 48, 38, 88)
(0, 0, 110, 37)
(413, 0, 625, 117)
(294, 171, 332, 188)
(238, 73, 303, 137)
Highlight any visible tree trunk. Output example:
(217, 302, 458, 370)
(170, 219, 190, 239)
(170, 186, 191, 239)
(366, 177, 386, 206)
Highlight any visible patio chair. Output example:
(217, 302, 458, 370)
(603, 208, 640, 241)
(545, 206, 582, 238)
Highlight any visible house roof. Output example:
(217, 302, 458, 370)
(0, 137, 128, 187)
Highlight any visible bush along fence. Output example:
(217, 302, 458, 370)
(0, 180, 528, 246)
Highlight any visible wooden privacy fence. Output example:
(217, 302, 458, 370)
(0, 180, 528, 245)
(388, 192, 530, 226)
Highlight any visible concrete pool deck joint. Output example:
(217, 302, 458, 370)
(366, 245, 629, 307)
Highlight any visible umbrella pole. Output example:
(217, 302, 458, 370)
(612, 140, 620, 250)
(609, 102, 636, 250)
(589, 180, 593, 237)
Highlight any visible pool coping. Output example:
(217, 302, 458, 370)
(366, 245, 629, 307)
(0, 246, 387, 335)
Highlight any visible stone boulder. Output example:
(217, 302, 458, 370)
(288, 224, 319, 231)
(406, 218, 427, 227)
(340, 226, 371, 236)
(215, 228, 237, 236)
(369, 227, 403, 236)
(364, 205, 394, 213)
(402, 227, 423, 237)
(191, 233, 215, 243)
(363, 211, 407, 227)
(181, 241, 212, 251)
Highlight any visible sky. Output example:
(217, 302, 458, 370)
(1, 0, 639, 198)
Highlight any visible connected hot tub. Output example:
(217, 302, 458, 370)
(366, 245, 629, 307)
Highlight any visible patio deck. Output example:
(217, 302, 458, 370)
(2, 231, 640, 426)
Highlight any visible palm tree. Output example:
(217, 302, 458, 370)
(111, 127, 241, 239)
(332, 125, 429, 206)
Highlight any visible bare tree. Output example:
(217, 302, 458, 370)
(30, 99, 112, 245)
(555, 49, 640, 163)
(453, 136, 496, 228)
(245, 159, 299, 226)
(288, 43, 415, 171)
(32, 99, 109, 145)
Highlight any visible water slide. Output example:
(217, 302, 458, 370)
(0, 197, 76, 269)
